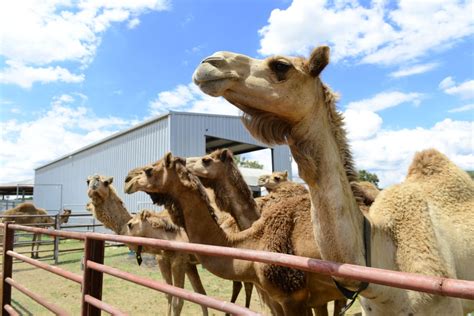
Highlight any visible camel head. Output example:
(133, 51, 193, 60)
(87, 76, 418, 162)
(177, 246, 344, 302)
(87, 174, 114, 202)
(60, 209, 72, 224)
(186, 148, 235, 180)
(125, 210, 183, 255)
(193, 46, 330, 144)
(124, 152, 197, 205)
(258, 170, 289, 191)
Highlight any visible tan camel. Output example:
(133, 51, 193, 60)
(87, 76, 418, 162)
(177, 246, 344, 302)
(86, 174, 208, 316)
(187, 150, 348, 315)
(258, 171, 289, 192)
(193, 46, 474, 315)
(1, 202, 71, 258)
(125, 153, 345, 316)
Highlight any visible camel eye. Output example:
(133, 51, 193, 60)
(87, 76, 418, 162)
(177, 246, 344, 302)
(86, 180, 90, 185)
(270, 60, 292, 81)
(144, 168, 153, 177)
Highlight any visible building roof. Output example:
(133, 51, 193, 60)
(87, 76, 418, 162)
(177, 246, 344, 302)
(35, 111, 243, 171)
(0, 179, 34, 196)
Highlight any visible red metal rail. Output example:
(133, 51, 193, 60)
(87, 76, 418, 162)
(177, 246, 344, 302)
(14, 224, 473, 300)
(2, 222, 474, 316)
(1, 222, 263, 315)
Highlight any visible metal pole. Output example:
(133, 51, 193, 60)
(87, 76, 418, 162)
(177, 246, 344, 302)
(2, 222, 14, 316)
(81, 237, 105, 316)
(53, 213, 59, 264)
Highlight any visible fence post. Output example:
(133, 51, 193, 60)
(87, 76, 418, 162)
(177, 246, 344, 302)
(2, 222, 14, 316)
(53, 213, 60, 264)
(81, 237, 105, 316)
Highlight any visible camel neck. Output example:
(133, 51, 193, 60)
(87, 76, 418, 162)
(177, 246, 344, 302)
(92, 193, 132, 235)
(212, 169, 260, 230)
(289, 104, 366, 270)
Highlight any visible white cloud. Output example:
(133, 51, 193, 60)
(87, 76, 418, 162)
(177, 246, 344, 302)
(439, 76, 455, 90)
(344, 109, 383, 140)
(258, 0, 474, 65)
(149, 83, 240, 116)
(350, 119, 474, 187)
(389, 63, 439, 78)
(346, 91, 424, 112)
(0, 0, 168, 87)
(0, 94, 137, 183)
(439, 77, 474, 99)
(0, 60, 84, 89)
(448, 104, 474, 113)
(127, 18, 141, 29)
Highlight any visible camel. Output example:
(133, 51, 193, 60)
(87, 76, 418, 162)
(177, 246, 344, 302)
(193, 46, 474, 315)
(86, 174, 208, 316)
(186, 149, 258, 312)
(125, 153, 345, 316)
(1, 202, 71, 258)
(258, 171, 289, 193)
(187, 150, 349, 315)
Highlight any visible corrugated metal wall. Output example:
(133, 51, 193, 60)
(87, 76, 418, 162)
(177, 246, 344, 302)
(35, 117, 170, 212)
(34, 112, 292, 214)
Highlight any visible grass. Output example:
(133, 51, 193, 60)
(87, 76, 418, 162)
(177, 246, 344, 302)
(1, 236, 362, 315)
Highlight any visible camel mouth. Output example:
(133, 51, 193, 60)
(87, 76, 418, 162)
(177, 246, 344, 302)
(193, 63, 237, 97)
(124, 180, 138, 194)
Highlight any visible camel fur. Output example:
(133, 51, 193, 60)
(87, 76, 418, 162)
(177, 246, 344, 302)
(86, 174, 208, 316)
(1, 202, 71, 258)
(125, 153, 344, 316)
(193, 46, 474, 315)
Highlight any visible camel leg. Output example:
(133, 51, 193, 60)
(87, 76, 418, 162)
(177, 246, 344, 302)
(170, 258, 185, 316)
(243, 282, 253, 309)
(31, 233, 37, 258)
(156, 255, 173, 316)
(185, 264, 208, 316)
(35, 233, 42, 258)
(226, 281, 243, 316)
(332, 299, 347, 316)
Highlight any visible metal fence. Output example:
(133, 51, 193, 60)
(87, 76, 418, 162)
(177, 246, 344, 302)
(0, 212, 126, 264)
(2, 222, 474, 315)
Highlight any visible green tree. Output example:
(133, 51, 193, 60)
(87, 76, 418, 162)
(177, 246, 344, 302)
(233, 155, 264, 169)
(358, 169, 380, 188)
(467, 170, 474, 180)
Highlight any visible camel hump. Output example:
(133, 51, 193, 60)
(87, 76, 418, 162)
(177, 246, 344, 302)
(407, 149, 453, 179)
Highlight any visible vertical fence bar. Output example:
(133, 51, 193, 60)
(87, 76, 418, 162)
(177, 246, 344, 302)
(53, 214, 59, 264)
(81, 237, 105, 316)
(2, 222, 14, 316)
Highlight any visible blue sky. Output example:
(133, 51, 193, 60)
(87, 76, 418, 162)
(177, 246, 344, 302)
(1, 0, 473, 186)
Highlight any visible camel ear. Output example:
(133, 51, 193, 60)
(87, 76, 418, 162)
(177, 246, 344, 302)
(104, 176, 113, 186)
(308, 46, 330, 77)
(140, 210, 151, 220)
(220, 149, 233, 162)
(164, 152, 173, 168)
(284, 170, 288, 177)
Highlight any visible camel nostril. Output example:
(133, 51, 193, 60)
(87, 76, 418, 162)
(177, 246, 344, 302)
(125, 176, 132, 183)
(202, 56, 225, 67)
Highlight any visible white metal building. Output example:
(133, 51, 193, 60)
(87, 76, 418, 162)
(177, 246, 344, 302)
(34, 111, 292, 213)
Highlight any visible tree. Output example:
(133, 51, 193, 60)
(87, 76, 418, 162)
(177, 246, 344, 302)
(467, 170, 474, 180)
(358, 169, 380, 188)
(233, 155, 264, 169)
